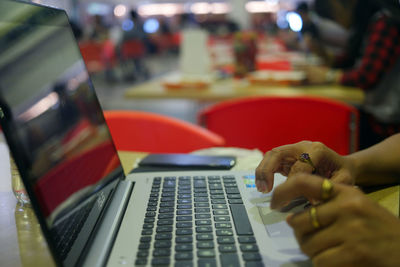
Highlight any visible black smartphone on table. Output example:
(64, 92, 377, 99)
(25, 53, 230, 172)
(138, 153, 236, 170)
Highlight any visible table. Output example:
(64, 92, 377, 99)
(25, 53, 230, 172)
(1, 151, 397, 267)
(124, 74, 364, 105)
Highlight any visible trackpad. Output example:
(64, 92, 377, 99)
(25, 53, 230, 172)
(257, 203, 307, 258)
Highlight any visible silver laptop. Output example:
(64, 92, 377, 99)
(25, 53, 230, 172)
(0, 1, 310, 266)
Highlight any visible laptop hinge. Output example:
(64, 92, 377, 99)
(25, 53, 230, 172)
(82, 180, 133, 267)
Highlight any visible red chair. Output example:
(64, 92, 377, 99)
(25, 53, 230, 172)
(79, 40, 116, 73)
(103, 110, 225, 153)
(120, 40, 146, 59)
(198, 96, 359, 155)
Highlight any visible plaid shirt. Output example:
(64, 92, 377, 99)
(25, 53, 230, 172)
(340, 15, 400, 90)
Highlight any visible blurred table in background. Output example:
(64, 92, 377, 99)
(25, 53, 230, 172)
(124, 73, 364, 105)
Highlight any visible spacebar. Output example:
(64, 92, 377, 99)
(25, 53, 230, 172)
(230, 204, 253, 235)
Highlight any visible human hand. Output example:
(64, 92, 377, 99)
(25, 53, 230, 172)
(255, 141, 355, 193)
(271, 174, 400, 267)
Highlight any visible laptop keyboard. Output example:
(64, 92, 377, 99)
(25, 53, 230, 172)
(51, 197, 97, 260)
(135, 175, 264, 267)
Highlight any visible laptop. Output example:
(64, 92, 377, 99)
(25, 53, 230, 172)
(0, 1, 310, 266)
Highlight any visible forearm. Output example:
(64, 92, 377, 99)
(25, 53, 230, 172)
(346, 134, 400, 186)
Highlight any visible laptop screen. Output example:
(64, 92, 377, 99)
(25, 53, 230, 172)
(0, 0, 123, 260)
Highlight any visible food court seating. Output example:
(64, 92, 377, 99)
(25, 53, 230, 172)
(103, 110, 225, 153)
(198, 96, 359, 155)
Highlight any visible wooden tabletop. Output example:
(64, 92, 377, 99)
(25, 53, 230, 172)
(124, 74, 365, 104)
(1, 151, 397, 267)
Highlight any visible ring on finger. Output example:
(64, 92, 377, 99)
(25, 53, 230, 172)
(321, 179, 333, 201)
(299, 152, 316, 174)
(309, 206, 320, 229)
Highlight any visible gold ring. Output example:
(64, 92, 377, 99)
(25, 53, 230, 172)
(321, 179, 333, 201)
(309, 206, 320, 229)
(299, 153, 316, 174)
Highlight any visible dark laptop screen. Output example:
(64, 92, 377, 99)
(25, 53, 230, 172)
(0, 0, 123, 231)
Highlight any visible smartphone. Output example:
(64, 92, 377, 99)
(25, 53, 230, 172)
(138, 153, 236, 170)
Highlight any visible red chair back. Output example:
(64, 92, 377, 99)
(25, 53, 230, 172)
(104, 110, 225, 153)
(121, 40, 146, 59)
(79, 40, 116, 72)
(199, 96, 359, 155)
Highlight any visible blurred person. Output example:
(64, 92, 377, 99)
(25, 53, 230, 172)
(296, 2, 330, 60)
(117, 9, 150, 81)
(303, 0, 400, 149)
(255, 135, 400, 267)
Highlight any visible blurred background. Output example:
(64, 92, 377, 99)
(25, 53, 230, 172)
(22, 0, 350, 122)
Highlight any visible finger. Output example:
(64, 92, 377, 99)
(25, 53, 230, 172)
(292, 218, 343, 257)
(255, 144, 300, 192)
(270, 174, 342, 209)
(287, 160, 315, 178)
(312, 245, 355, 267)
(287, 200, 340, 236)
(330, 169, 354, 185)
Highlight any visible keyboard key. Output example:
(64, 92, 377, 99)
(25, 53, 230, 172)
(194, 193, 208, 197)
(140, 236, 151, 243)
(212, 204, 227, 209)
(211, 199, 226, 204)
(242, 253, 262, 261)
(176, 229, 193, 235)
(156, 226, 173, 233)
(176, 222, 192, 228)
(158, 213, 174, 219)
(176, 216, 192, 221)
(194, 197, 208, 203)
(154, 240, 171, 248)
(213, 210, 229, 215)
(176, 236, 193, 243)
(157, 219, 173, 226)
(141, 229, 153, 235)
(144, 217, 155, 223)
(195, 220, 212, 226)
(175, 252, 193, 261)
(159, 207, 174, 213)
(142, 223, 154, 229)
(228, 199, 243, 204)
(211, 195, 225, 199)
(216, 229, 233, 236)
(225, 188, 240, 194)
(178, 199, 192, 204)
(153, 249, 171, 257)
(178, 205, 192, 209)
(175, 244, 193, 251)
(196, 233, 214, 241)
(215, 222, 232, 228)
(145, 211, 156, 217)
(194, 203, 209, 208)
(196, 226, 213, 233)
(195, 208, 210, 213)
(195, 214, 211, 219)
(155, 233, 172, 240)
(227, 194, 242, 199)
(138, 243, 150, 249)
(135, 258, 147, 265)
(198, 259, 217, 267)
(197, 241, 214, 249)
(136, 250, 149, 258)
(230, 204, 254, 236)
(240, 244, 259, 252)
(214, 216, 230, 222)
(197, 249, 215, 258)
(217, 236, 235, 244)
(177, 210, 192, 215)
(175, 261, 193, 267)
(151, 258, 170, 265)
(238, 236, 256, 243)
(219, 244, 237, 253)
(210, 190, 224, 195)
(220, 253, 240, 267)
